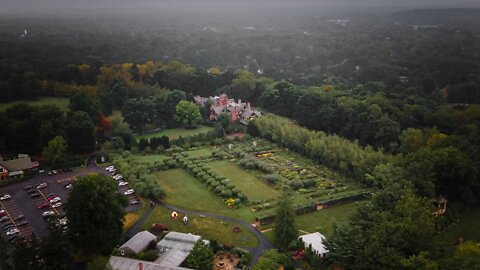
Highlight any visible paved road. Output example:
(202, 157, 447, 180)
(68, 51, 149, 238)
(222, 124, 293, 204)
(157, 201, 274, 266)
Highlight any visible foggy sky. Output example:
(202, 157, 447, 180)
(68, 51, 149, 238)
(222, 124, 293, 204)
(1, 0, 479, 14)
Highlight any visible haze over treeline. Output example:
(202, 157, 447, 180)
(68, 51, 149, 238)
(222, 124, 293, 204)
(1, 0, 480, 14)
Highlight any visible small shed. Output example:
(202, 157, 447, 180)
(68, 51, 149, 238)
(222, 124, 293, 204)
(299, 232, 329, 257)
(119, 231, 157, 256)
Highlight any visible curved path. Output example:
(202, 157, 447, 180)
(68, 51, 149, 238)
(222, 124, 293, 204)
(156, 201, 274, 265)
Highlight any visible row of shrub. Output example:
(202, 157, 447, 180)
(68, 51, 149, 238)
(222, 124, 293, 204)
(238, 157, 274, 173)
(173, 154, 248, 203)
(138, 135, 170, 151)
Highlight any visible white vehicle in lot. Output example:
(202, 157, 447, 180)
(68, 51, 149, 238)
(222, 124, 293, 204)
(124, 189, 134, 195)
(118, 181, 128, 187)
(36, 183, 48, 189)
(6, 228, 19, 236)
(59, 217, 68, 226)
(42, 211, 55, 217)
(65, 183, 73, 189)
(52, 202, 62, 208)
(105, 166, 115, 171)
(0, 194, 11, 201)
(113, 175, 124, 180)
(49, 197, 61, 203)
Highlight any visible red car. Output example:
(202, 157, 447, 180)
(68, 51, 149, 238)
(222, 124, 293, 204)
(0, 210, 6, 217)
(37, 203, 51, 210)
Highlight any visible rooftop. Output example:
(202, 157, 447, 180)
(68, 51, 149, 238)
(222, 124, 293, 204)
(299, 232, 329, 255)
(120, 231, 157, 254)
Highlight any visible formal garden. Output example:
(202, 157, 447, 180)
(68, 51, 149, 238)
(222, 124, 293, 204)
(123, 136, 369, 226)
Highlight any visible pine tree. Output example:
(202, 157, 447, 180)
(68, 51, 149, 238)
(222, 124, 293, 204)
(274, 193, 297, 250)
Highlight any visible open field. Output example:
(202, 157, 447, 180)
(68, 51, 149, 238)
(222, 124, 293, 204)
(141, 206, 259, 248)
(135, 126, 213, 141)
(207, 160, 282, 201)
(154, 169, 256, 221)
(0, 97, 70, 111)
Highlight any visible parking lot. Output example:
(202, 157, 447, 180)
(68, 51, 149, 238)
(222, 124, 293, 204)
(0, 161, 142, 242)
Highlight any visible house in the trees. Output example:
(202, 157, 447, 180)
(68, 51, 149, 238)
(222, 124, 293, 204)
(299, 232, 329, 257)
(433, 195, 448, 217)
(194, 93, 262, 123)
(0, 154, 36, 179)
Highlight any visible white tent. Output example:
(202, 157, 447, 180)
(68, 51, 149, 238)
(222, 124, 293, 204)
(299, 232, 329, 256)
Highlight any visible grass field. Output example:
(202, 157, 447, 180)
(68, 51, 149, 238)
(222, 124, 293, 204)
(141, 206, 259, 247)
(0, 97, 70, 111)
(135, 126, 213, 141)
(438, 207, 480, 243)
(154, 169, 256, 221)
(207, 160, 282, 201)
(186, 148, 212, 158)
(133, 154, 169, 164)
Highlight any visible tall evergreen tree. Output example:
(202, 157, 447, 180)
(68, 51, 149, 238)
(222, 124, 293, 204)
(183, 240, 213, 270)
(274, 193, 297, 250)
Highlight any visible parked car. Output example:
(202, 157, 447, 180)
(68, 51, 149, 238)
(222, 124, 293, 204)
(2, 222, 14, 230)
(17, 221, 28, 227)
(0, 216, 9, 222)
(52, 170, 58, 175)
(129, 200, 140, 205)
(65, 183, 73, 189)
(49, 197, 61, 203)
(3, 224, 15, 231)
(29, 192, 40, 198)
(118, 181, 128, 187)
(42, 211, 55, 217)
(14, 215, 24, 221)
(59, 217, 68, 226)
(6, 228, 19, 236)
(0, 209, 6, 216)
(48, 171, 53, 176)
(124, 189, 134, 195)
(38, 169, 45, 174)
(0, 194, 11, 201)
(37, 203, 51, 210)
(24, 186, 33, 191)
(36, 183, 48, 189)
(52, 202, 62, 208)
(105, 165, 114, 171)
(7, 235, 17, 242)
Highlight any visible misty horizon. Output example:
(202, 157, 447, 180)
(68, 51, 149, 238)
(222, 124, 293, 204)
(1, 0, 480, 15)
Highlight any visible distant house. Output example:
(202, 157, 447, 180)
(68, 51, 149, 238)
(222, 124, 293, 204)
(194, 93, 261, 123)
(0, 154, 36, 179)
(119, 231, 157, 256)
(109, 231, 207, 270)
(299, 232, 329, 257)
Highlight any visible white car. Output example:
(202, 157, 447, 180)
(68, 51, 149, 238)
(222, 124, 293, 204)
(59, 217, 68, 226)
(124, 189, 134, 195)
(65, 183, 73, 189)
(52, 202, 62, 208)
(49, 197, 61, 203)
(36, 183, 48, 189)
(105, 166, 115, 171)
(42, 211, 55, 217)
(6, 228, 19, 236)
(0, 194, 11, 201)
(118, 181, 128, 187)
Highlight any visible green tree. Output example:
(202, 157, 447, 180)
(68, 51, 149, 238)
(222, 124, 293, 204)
(401, 252, 438, 270)
(12, 235, 42, 270)
(255, 249, 294, 270)
(122, 98, 156, 132)
(441, 241, 480, 270)
(65, 174, 126, 259)
(274, 193, 297, 250)
(40, 220, 73, 269)
(66, 111, 96, 154)
(175, 100, 202, 127)
(183, 240, 213, 270)
(42, 136, 68, 168)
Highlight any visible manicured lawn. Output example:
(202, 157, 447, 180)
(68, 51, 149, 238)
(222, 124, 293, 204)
(133, 154, 169, 164)
(438, 207, 480, 243)
(135, 126, 213, 141)
(154, 169, 256, 221)
(0, 97, 70, 111)
(186, 148, 212, 158)
(207, 160, 282, 201)
(141, 206, 259, 248)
